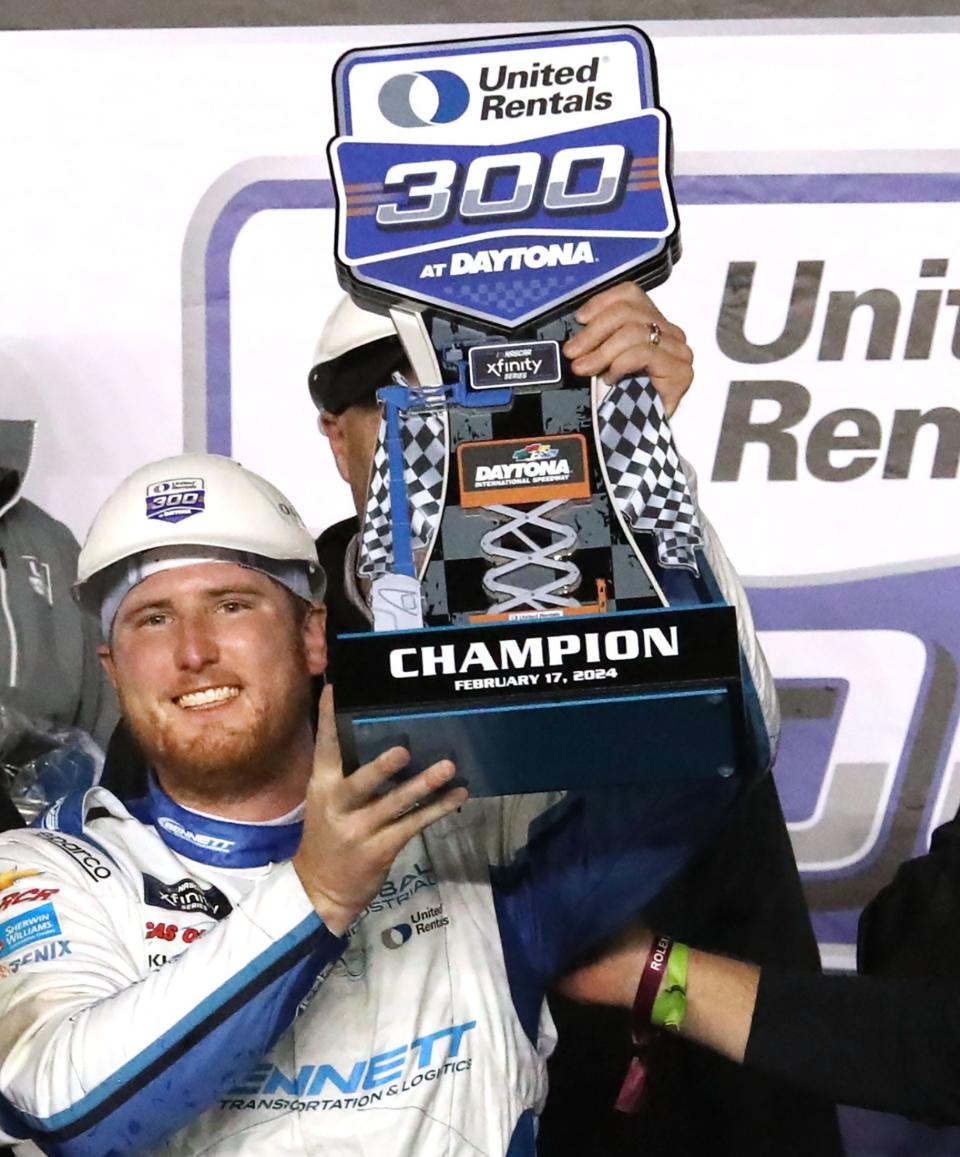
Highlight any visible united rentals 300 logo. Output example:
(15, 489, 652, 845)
(329, 26, 679, 329)
(145, 477, 205, 524)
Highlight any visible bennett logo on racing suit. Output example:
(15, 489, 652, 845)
(157, 817, 235, 853)
(222, 1020, 477, 1111)
(143, 875, 232, 920)
(35, 832, 112, 881)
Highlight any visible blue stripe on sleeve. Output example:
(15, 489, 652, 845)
(6, 914, 344, 1154)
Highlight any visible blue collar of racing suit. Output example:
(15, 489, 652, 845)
(133, 776, 304, 869)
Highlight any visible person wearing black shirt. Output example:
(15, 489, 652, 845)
(560, 811, 960, 1129)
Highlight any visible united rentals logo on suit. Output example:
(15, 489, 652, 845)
(328, 26, 751, 796)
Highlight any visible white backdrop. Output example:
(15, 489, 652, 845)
(3, 22, 957, 549)
(3, 19, 960, 969)
(5, 22, 960, 1154)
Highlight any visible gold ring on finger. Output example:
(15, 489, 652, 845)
(647, 321, 662, 347)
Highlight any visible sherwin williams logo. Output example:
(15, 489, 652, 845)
(0, 902, 62, 959)
(378, 71, 470, 128)
(146, 477, 205, 524)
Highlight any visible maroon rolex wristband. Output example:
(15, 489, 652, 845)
(615, 933, 674, 1114)
(630, 934, 674, 1036)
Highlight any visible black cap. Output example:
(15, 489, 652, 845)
(308, 336, 408, 415)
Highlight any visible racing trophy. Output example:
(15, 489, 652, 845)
(327, 26, 755, 795)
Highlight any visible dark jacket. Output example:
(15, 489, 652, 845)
(741, 808, 960, 1127)
(0, 420, 117, 751)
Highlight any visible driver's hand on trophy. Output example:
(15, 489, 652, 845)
(563, 282, 694, 416)
(292, 686, 468, 936)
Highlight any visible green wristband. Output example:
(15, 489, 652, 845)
(650, 941, 689, 1031)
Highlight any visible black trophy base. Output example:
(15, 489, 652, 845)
(333, 603, 748, 796)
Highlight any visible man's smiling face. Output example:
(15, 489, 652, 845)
(101, 561, 326, 806)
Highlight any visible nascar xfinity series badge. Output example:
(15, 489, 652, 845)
(328, 25, 680, 329)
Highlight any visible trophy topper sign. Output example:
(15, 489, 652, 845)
(329, 26, 680, 330)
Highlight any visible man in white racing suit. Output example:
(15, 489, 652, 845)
(0, 292, 777, 1155)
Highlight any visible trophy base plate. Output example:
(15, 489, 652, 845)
(333, 603, 750, 795)
(349, 685, 739, 797)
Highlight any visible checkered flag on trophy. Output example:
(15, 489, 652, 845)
(358, 409, 448, 578)
(597, 375, 703, 573)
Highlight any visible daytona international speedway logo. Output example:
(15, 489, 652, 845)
(457, 433, 589, 507)
(513, 442, 559, 461)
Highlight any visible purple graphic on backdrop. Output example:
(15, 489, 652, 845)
(199, 171, 960, 459)
(751, 565, 960, 949)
